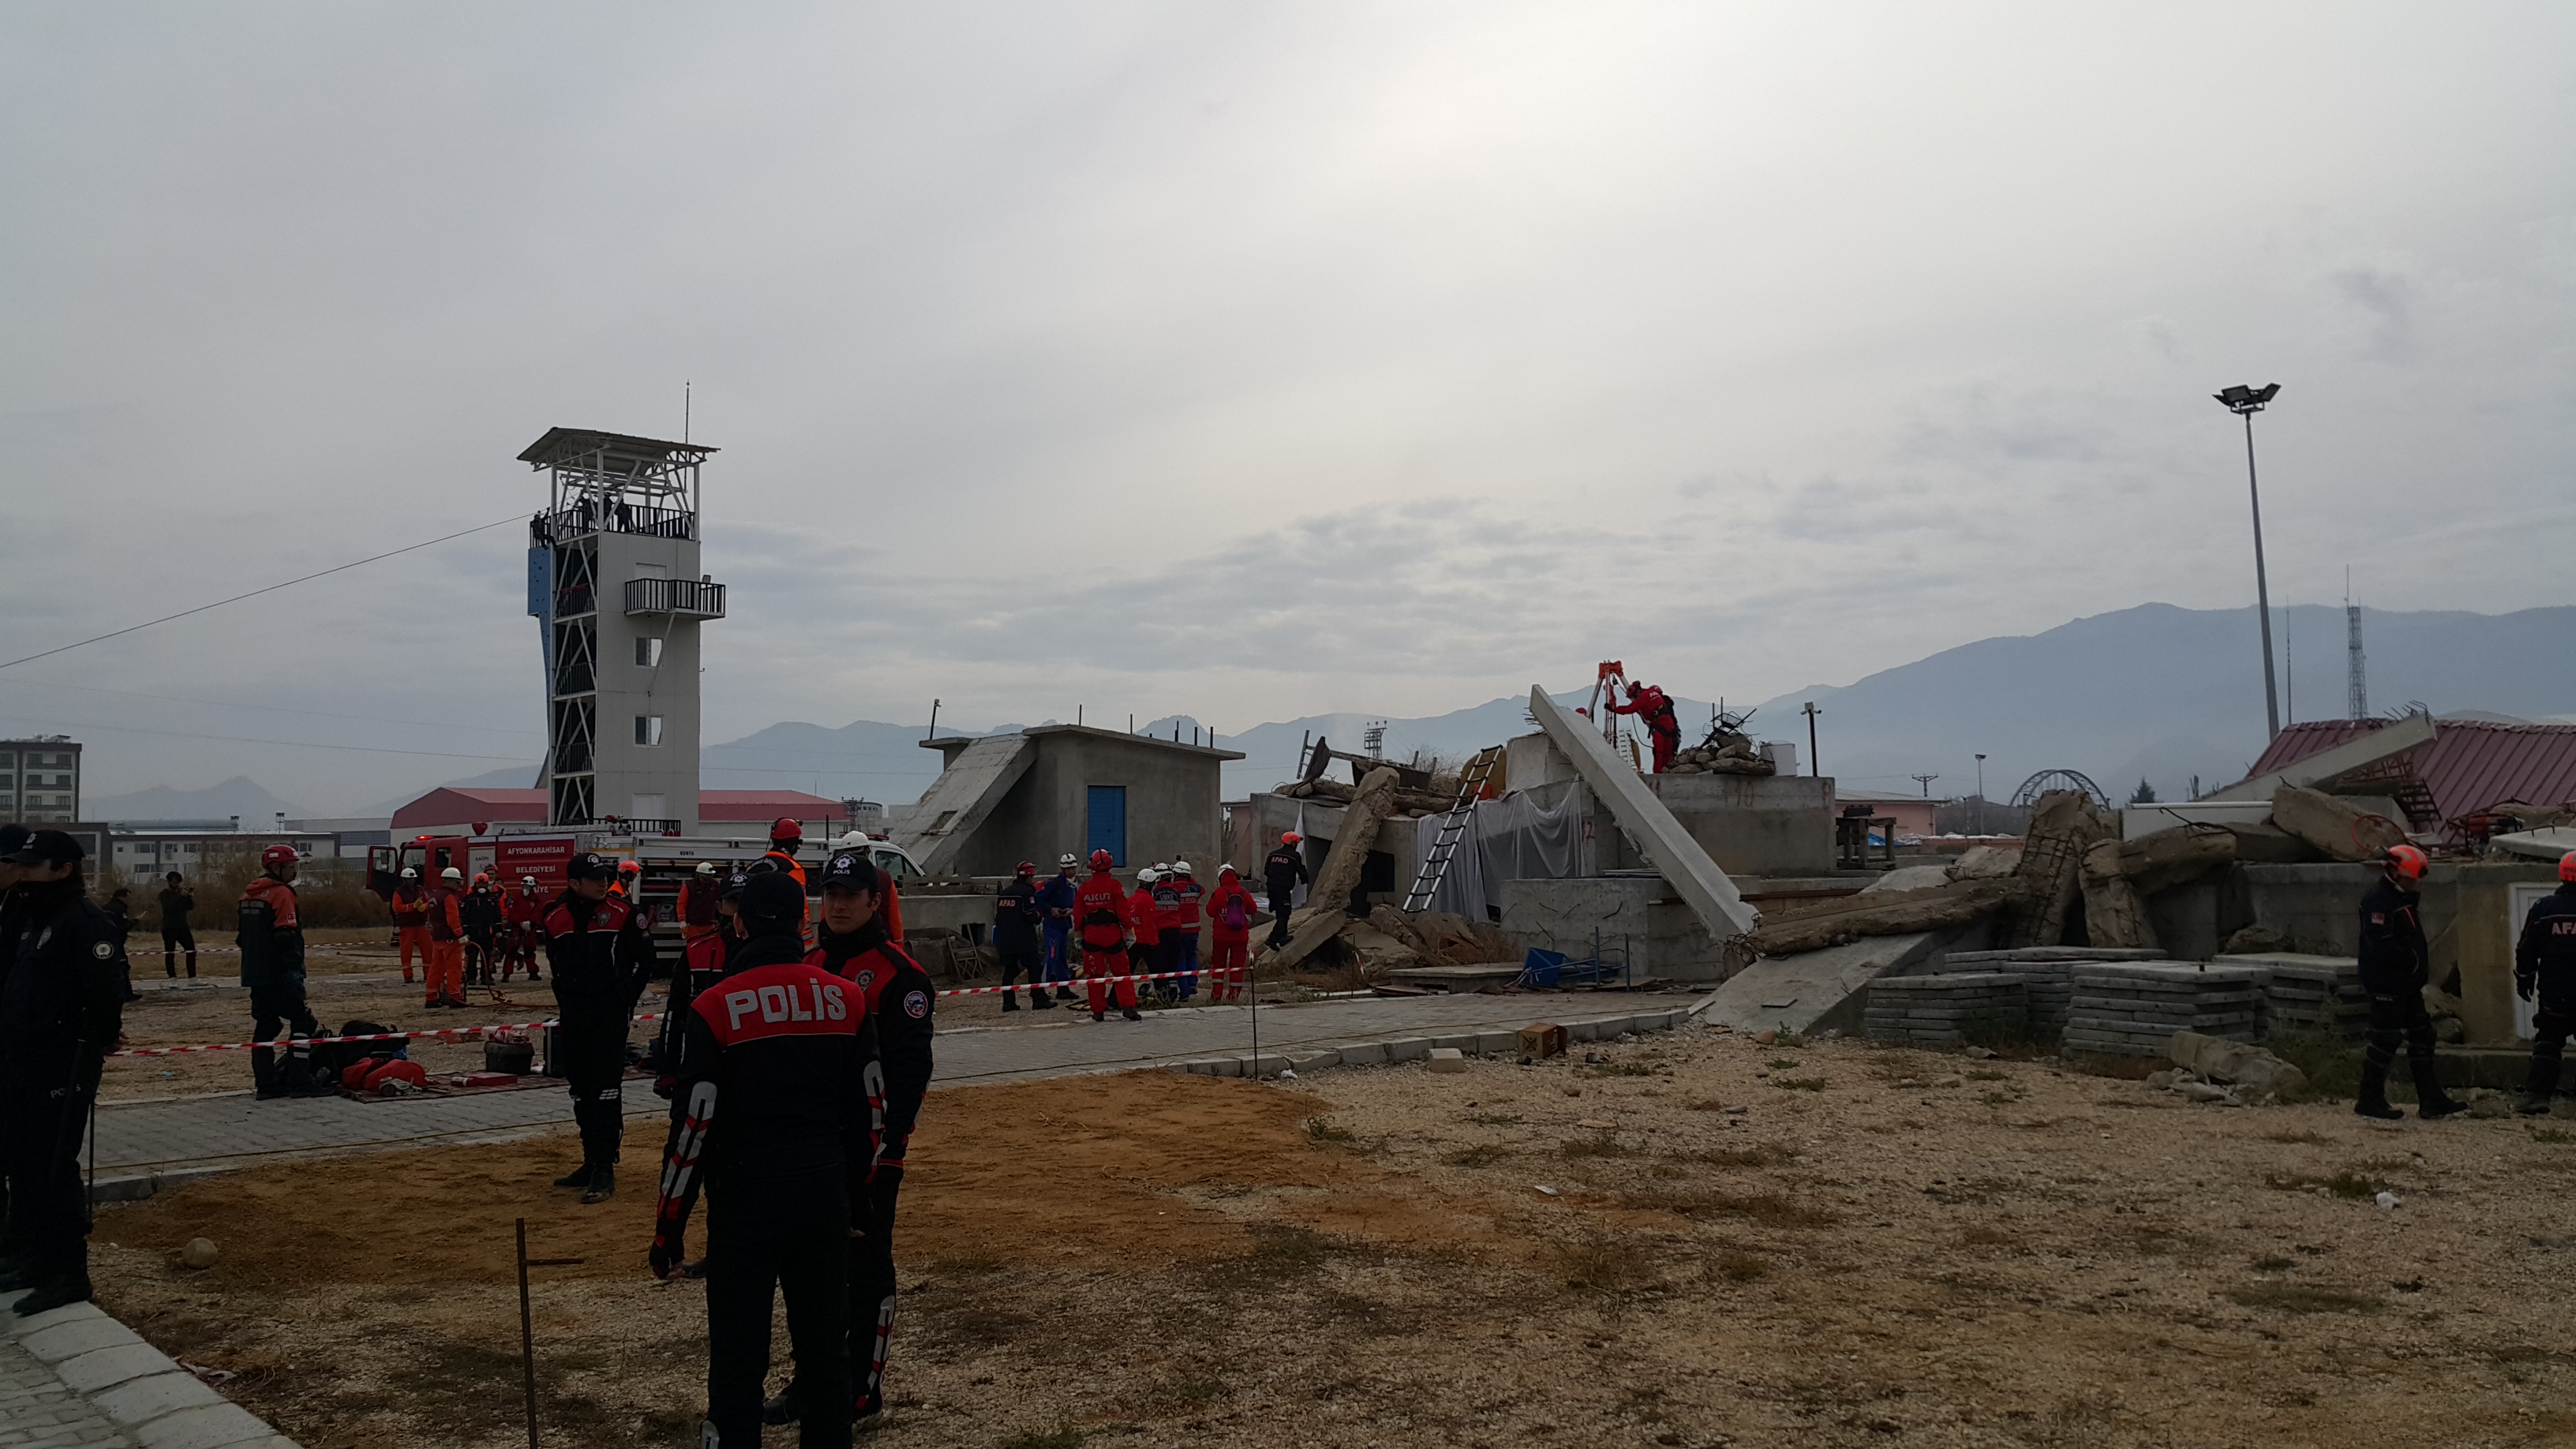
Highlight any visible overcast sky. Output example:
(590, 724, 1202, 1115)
(4, 2, 2571, 812)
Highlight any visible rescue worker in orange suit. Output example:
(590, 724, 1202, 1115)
(504, 876, 546, 981)
(2354, 844, 2464, 1121)
(764, 818, 808, 889)
(649, 870, 869, 1449)
(238, 844, 325, 1099)
(389, 867, 430, 984)
(650, 871, 747, 1089)
(764, 851, 934, 1429)
(1263, 833, 1309, 950)
(1205, 864, 1256, 1002)
(462, 874, 505, 988)
(1129, 868, 1165, 1005)
(1168, 861, 1204, 1000)
(679, 860, 723, 942)
(1610, 680, 1683, 774)
(423, 867, 469, 1009)
(1076, 849, 1142, 1022)
(2513, 851, 2576, 1115)
(545, 852, 657, 1203)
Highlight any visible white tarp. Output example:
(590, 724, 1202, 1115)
(1413, 777, 1592, 919)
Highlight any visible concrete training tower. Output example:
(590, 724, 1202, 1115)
(522, 428, 725, 834)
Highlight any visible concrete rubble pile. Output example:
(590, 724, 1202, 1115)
(1862, 972, 2027, 1049)
(1276, 773, 1462, 820)
(1662, 737, 1775, 777)
(2061, 963, 2263, 1059)
(1261, 764, 1515, 976)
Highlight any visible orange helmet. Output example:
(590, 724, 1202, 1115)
(771, 817, 803, 844)
(1282, 831, 1302, 845)
(2560, 850, 2576, 884)
(2383, 844, 2428, 882)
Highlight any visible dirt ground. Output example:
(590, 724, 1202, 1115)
(92, 1023, 2576, 1449)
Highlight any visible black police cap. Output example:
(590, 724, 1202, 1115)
(565, 852, 617, 882)
(2, 829, 84, 868)
(738, 871, 807, 932)
(818, 851, 882, 894)
(719, 871, 749, 900)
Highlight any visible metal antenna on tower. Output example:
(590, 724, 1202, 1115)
(2346, 571, 2368, 719)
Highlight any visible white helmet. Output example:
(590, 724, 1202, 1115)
(834, 831, 869, 849)
(520, 875, 537, 886)
(1137, 867, 1159, 885)
(695, 860, 718, 875)
(440, 867, 462, 882)
(1058, 852, 1078, 867)
(1153, 862, 1170, 876)
(1174, 859, 1193, 876)
(400, 867, 417, 879)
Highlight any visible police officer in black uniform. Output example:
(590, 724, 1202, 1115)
(2514, 851, 2576, 1115)
(240, 844, 325, 1099)
(1263, 832, 1309, 950)
(0, 832, 129, 1312)
(651, 871, 871, 1449)
(2355, 844, 2464, 1121)
(767, 850, 934, 1428)
(543, 852, 656, 1204)
(0, 824, 30, 1261)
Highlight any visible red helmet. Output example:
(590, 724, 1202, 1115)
(2560, 851, 2576, 884)
(1282, 831, 1301, 845)
(1627, 680, 1643, 696)
(260, 844, 298, 868)
(771, 817, 803, 843)
(2383, 843, 2428, 882)
(1089, 848, 1114, 871)
(1016, 860, 1037, 876)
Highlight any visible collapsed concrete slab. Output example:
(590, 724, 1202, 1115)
(2202, 713, 2435, 802)
(893, 733, 1035, 874)
(1526, 687, 1759, 941)
(1697, 925, 1986, 1035)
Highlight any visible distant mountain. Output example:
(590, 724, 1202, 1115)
(87, 776, 312, 826)
(700, 718, 1028, 807)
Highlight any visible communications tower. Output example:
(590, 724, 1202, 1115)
(522, 428, 725, 835)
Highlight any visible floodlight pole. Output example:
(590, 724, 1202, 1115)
(2217, 385, 2283, 739)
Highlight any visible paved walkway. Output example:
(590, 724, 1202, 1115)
(0, 1294, 295, 1447)
(92, 990, 1686, 1180)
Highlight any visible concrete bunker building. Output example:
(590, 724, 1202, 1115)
(897, 726, 1241, 876)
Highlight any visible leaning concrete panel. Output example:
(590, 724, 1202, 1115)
(1698, 927, 1967, 1035)
(1527, 687, 1758, 940)
(2201, 713, 2435, 803)
(892, 733, 1037, 874)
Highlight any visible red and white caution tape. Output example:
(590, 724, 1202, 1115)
(107, 963, 1238, 1058)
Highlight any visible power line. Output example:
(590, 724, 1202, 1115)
(0, 514, 526, 673)
(0, 712, 532, 762)
(0, 678, 545, 739)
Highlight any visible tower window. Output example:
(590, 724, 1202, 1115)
(636, 636, 664, 668)
(635, 715, 665, 747)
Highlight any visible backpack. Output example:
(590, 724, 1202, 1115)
(1220, 893, 1249, 932)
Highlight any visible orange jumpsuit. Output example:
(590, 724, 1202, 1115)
(1205, 874, 1255, 1002)
(423, 886, 467, 1005)
(1075, 868, 1137, 1013)
(390, 885, 431, 983)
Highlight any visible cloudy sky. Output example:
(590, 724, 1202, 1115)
(3, 2, 2570, 811)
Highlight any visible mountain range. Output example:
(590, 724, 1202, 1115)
(82, 602, 2576, 821)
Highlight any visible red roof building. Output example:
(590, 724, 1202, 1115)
(391, 787, 846, 836)
(2245, 717, 2576, 826)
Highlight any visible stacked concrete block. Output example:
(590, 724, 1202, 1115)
(1863, 972, 2029, 1049)
(2062, 963, 2263, 1058)
(2218, 952, 2369, 1039)
(1934, 947, 2163, 1043)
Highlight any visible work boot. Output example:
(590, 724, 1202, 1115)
(2519, 1053, 2561, 1115)
(1121, 1007, 1144, 1022)
(1032, 994, 1055, 1010)
(2412, 1060, 2466, 1120)
(11, 1275, 92, 1316)
(582, 1168, 616, 1205)
(1054, 987, 1074, 1002)
(2353, 1065, 2403, 1121)
(1091, 1010, 1106, 1023)
(0, 1264, 42, 1294)
(552, 1165, 596, 1190)
(1001, 994, 1020, 1012)
(762, 1387, 802, 1426)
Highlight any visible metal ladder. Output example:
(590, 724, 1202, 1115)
(1399, 746, 1503, 914)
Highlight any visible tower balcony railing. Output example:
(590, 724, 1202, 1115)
(532, 500, 698, 547)
(624, 577, 727, 619)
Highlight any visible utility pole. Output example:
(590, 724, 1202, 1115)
(1911, 773, 1938, 798)
(2215, 384, 2283, 737)
(1974, 754, 1987, 836)
(1801, 702, 1821, 777)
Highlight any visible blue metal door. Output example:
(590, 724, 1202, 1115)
(1085, 786, 1127, 866)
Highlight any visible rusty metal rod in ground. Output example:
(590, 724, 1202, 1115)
(517, 1217, 538, 1449)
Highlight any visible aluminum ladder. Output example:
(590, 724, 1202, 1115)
(1399, 746, 1503, 914)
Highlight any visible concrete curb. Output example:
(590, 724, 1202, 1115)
(89, 1166, 232, 1208)
(1166, 1006, 1696, 1080)
(0, 1291, 300, 1447)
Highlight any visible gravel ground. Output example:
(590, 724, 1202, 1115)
(90, 1020, 2576, 1448)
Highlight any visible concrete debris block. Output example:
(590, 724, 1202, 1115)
(1385, 1036, 1434, 1062)
(1748, 878, 2023, 957)
(2166, 1030, 2309, 1102)
(2010, 791, 2117, 949)
(1520, 1023, 1568, 1059)
(2204, 711, 2436, 803)
(1664, 740, 1775, 777)
(1945, 845, 2022, 882)
(1338, 1042, 1390, 1067)
(1426, 1047, 1470, 1073)
(2116, 824, 2238, 894)
(2219, 953, 2370, 1039)
(2079, 838, 2159, 950)
(1339, 921, 1428, 973)
(2271, 786, 2411, 863)
(2226, 820, 2318, 863)
(1863, 973, 2029, 1049)
(1864, 864, 1956, 894)
(2176, 1080, 2238, 1103)
(1474, 1028, 1522, 1056)
(1267, 766, 1405, 970)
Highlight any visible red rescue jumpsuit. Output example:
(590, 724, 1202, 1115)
(390, 884, 431, 983)
(1129, 884, 1163, 990)
(1075, 868, 1137, 1013)
(1612, 684, 1682, 773)
(504, 887, 546, 979)
(423, 887, 467, 1006)
(1205, 873, 1254, 1002)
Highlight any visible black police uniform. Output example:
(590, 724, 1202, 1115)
(2356, 875, 2462, 1120)
(2514, 881, 2576, 1111)
(158, 882, 197, 978)
(0, 823, 30, 1258)
(652, 875, 873, 1449)
(1263, 842, 1309, 949)
(542, 856, 656, 1193)
(239, 872, 323, 1098)
(992, 875, 1044, 1009)
(0, 849, 128, 1305)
